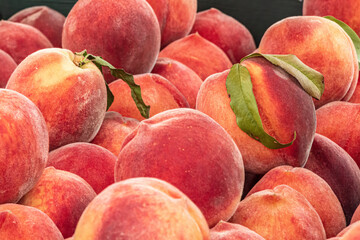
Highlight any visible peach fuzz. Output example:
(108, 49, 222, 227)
(159, 33, 232, 80)
(62, 0, 160, 81)
(74, 177, 209, 239)
(115, 108, 244, 227)
(196, 57, 316, 174)
(230, 185, 326, 240)
(18, 167, 96, 238)
(108, 73, 189, 121)
(8, 6, 65, 48)
(47, 142, 117, 194)
(246, 165, 345, 238)
(146, 0, 197, 48)
(305, 134, 360, 224)
(0, 89, 48, 204)
(151, 57, 203, 108)
(258, 16, 358, 108)
(0, 20, 52, 64)
(190, 8, 256, 64)
(210, 221, 265, 240)
(0, 204, 63, 240)
(303, 0, 360, 37)
(0, 50, 17, 88)
(91, 112, 139, 156)
(6, 48, 107, 150)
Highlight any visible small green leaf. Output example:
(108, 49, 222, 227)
(324, 16, 360, 68)
(75, 50, 150, 118)
(226, 63, 296, 149)
(242, 53, 324, 100)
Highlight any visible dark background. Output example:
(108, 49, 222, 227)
(0, 0, 303, 45)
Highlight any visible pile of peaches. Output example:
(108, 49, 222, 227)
(2, 0, 360, 239)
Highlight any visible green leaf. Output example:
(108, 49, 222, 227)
(75, 50, 150, 118)
(242, 53, 324, 100)
(226, 63, 296, 149)
(324, 16, 360, 68)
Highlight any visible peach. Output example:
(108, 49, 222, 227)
(0, 49, 17, 88)
(0, 204, 63, 240)
(0, 20, 52, 64)
(190, 8, 256, 64)
(210, 221, 265, 240)
(108, 73, 189, 121)
(146, 0, 197, 48)
(196, 57, 316, 174)
(90, 112, 139, 156)
(305, 134, 360, 224)
(258, 16, 358, 108)
(62, 0, 160, 82)
(8, 6, 65, 48)
(151, 57, 203, 108)
(115, 108, 244, 227)
(0, 89, 48, 204)
(47, 142, 117, 194)
(19, 167, 96, 238)
(242, 172, 262, 200)
(74, 177, 209, 239)
(247, 165, 345, 237)
(303, 0, 360, 36)
(159, 33, 232, 80)
(6, 48, 107, 150)
(230, 185, 326, 240)
(337, 221, 360, 239)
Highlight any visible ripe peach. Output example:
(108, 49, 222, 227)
(0, 50, 17, 88)
(190, 8, 256, 64)
(247, 165, 345, 237)
(196, 57, 316, 174)
(0, 20, 52, 64)
(230, 185, 326, 240)
(90, 112, 139, 156)
(258, 16, 358, 108)
(8, 6, 65, 48)
(19, 167, 97, 238)
(0, 89, 48, 204)
(159, 33, 232, 80)
(337, 221, 360, 239)
(115, 108, 244, 227)
(47, 142, 117, 194)
(0, 204, 63, 240)
(62, 0, 160, 81)
(6, 48, 107, 150)
(74, 177, 209, 239)
(210, 221, 265, 240)
(146, 0, 197, 48)
(108, 73, 189, 121)
(305, 134, 360, 224)
(151, 57, 203, 108)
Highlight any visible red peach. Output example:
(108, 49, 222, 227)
(115, 108, 245, 227)
(108, 73, 189, 121)
(6, 48, 107, 150)
(18, 167, 97, 238)
(0, 20, 52, 64)
(230, 185, 326, 240)
(8, 6, 65, 48)
(210, 221, 265, 240)
(0, 89, 48, 204)
(196, 57, 316, 174)
(47, 142, 117, 194)
(159, 33, 233, 80)
(90, 112, 139, 157)
(0, 49, 17, 88)
(146, 0, 197, 48)
(0, 204, 63, 240)
(74, 177, 210, 239)
(258, 16, 358, 108)
(190, 8, 256, 64)
(151, 57, 203, 108)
